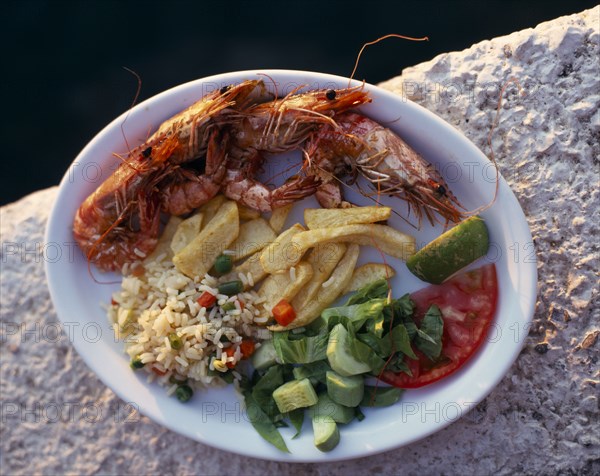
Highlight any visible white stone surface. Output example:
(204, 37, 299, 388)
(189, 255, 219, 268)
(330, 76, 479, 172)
(1, 7, 598, 475)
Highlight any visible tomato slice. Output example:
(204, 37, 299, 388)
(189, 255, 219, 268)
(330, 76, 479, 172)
(380, 264, 498, 388)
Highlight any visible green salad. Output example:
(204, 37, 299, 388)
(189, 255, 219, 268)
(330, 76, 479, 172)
(239, 279, 443, 453)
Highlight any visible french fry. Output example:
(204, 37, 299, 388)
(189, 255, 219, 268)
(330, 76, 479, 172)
(304, 206, 391, 229)
(229, 218, 277, 261)
(283, 262, 314, 302)
(269, 204, 293, 233)
(259, 223, 306, 274)
(289, 224, 415, 268)
(257, 261, 313, 316)
(170, 213, 203, 255)
(197, 195, 227, 228)
(238, 205, 262, 221)
(268, 244, 360, 331)
(173, 201, 239, 278)
(143, 216, 182, 262)
(291, 243, 347, 311)
(342, 263, 395, 295)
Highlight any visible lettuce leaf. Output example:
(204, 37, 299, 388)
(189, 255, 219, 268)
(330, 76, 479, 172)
(415, 305, 444, 360)
(385, 354, 412, 375)
(360, 386, 404, 407)
(243, 390, 289, 453)
(344, 323, 386, 374)
(345, 278, 389, 305)
(381, 296, 417, 341)
(357, 324, 416, 360)
(288, 408, 304, 439)
(251, 365, 285, 419)
(388, 324, 417, 360)
(292, 360, 331, 384)
(273, 328, 328, 364)
(391, 294, 415, 318)
(322, 299, 386, 333)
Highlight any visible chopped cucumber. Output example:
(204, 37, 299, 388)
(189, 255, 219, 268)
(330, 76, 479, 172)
(406, 216, 489, 284)
(251, 341, 278, 370)
(312, 414, 340, 452)
(309, 393, 355, 424)
(327, 324, 371, 376)
(272, 378, 318, 413)
(326, 370, 364, 408)
(360, 386, 403, 407)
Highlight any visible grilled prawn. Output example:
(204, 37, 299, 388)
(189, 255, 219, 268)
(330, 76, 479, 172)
(228, 85, 371, 157)
(220, 85, 371, 211)
(73, 80, 270, 271)
(307, 112, 465, 224)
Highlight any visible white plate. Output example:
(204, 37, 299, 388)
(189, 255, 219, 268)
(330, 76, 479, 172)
(45, 70, 536, 462)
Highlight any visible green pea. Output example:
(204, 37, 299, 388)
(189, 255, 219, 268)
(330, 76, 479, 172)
(218, 280, 243, 296)
(214, 254, 233, 275)
(130, 356, 144, 370)
(168, 333, 183, 350)
(221, 302, 236, 312)
(176, 384, 194, 403)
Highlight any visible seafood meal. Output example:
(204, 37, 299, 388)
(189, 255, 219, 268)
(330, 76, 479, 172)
(72, 79, 497, 453)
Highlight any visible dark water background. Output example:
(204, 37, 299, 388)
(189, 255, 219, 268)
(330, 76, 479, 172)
(2, 0, 596, 205)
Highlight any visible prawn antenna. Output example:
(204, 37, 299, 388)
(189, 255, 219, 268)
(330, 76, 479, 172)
(349, 34, 429, 85)
(120, 66, 143, 157)
(257, 72, 279, 99)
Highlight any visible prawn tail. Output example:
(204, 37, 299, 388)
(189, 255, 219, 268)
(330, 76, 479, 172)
(160, 173, 221, 216)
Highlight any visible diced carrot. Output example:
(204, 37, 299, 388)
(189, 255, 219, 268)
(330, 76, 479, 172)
(224, 340, 255, 368)
(151, 365, 167, 376)
(240, 340, 255, 358)
(272, 299, 296, 327)
(197, 291, 217, 308)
